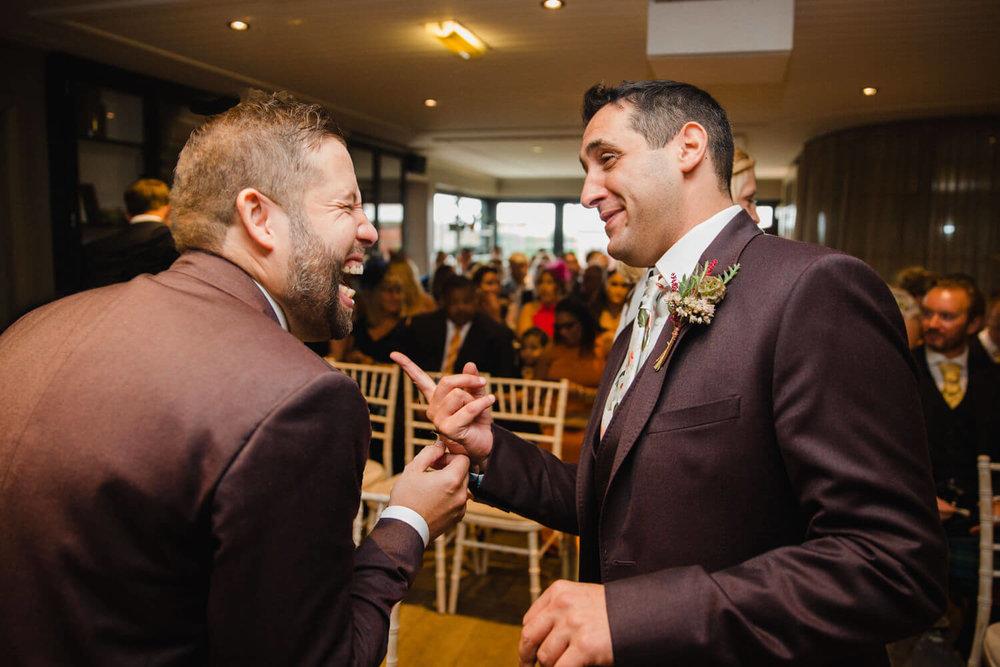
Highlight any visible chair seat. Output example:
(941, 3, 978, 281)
(985, 622, 1000, 667)
(463, 499, 545, 531)
(362, 460, 386, 489)
(362, 473, 399, 501)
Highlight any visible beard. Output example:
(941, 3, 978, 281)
(284, 212, 353, 341)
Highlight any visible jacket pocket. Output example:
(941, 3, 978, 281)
(646, 395, 740, 433)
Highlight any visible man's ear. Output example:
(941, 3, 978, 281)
(234, 188, 278, 250)
(675, 122, 709, 174)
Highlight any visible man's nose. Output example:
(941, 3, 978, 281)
(580, 170, 606, 209)
(357, 212, 377, 246)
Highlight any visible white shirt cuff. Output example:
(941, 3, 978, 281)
(378, 505, 430, 548)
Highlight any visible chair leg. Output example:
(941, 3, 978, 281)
(448, 523, 466, 614)
(435, 534, 448, 614)
(528, 530, 541, 603)
(386, 602, 400, 667)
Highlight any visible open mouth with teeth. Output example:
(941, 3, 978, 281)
(339, 261, 363, 307)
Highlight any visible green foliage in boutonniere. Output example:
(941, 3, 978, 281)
(653, 259, 740, 371)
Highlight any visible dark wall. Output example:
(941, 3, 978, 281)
(0, 40, 54, 331)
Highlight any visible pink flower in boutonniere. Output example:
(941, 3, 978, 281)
(653, 259, 740, 371)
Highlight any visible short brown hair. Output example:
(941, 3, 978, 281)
(123, 178, 170, 217)
(170, 90, 343, 252)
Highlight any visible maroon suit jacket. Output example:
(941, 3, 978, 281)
(476, 212, 947, 665)
(0, 251, 422, 666)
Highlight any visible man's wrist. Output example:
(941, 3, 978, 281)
(379, 505, 430, 547)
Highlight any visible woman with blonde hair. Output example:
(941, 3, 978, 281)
(730, 147, 759, 223)
(385, 251, 435, 317)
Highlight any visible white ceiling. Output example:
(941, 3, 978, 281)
(3, 0, 999, 182)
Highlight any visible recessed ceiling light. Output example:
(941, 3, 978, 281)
(531, 146, 543, 153)
(228, 20, 249, 31)
(541, 0, 565, 9)
(424, 98, 438, 108)
(861, 86, 878, 96)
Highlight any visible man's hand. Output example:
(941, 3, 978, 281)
(519, 581, 614, 667)
(936, 497, 956, 521)
(391, 352, 496, 468)
(388, 443, 469, 541)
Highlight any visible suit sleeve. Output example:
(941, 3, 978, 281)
(604, 254, 948, 665)
(206, 372, 424, 667)
(475, 425, 580, 534)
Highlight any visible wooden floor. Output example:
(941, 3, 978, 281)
(385, 536, 566, 667)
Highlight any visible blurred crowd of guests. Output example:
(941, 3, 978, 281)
(324, 245, 632, 464)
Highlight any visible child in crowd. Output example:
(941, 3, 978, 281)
(518, 327, 549, 380)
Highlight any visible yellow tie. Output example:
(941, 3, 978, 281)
(443, 330, 464, 374)
(940, 361, 964, 409)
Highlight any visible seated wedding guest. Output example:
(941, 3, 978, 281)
(914, 276, 1000, 658)
(343, 256, 407, 364)
(543, 297, 607, 463)
(891, 285, 924, 349)
(387, 251, 436, 316)
(592, 268, 636, 354)
(894, 265, 942, 303)
(0, 91, 469, 666)
(401, 275, 516, 377)
(586, 248, 610, 269)
(502, 251, 533, 330)
(517, 266, 565, 338)
(562, 251, 582, 292)
(730, 147, 759, 223)
(420, 249, 451, 292)
(517, 327, 550, 380)
(430, 263, 456, 308)
(471, 263, 504, 324)
(979, 291, 1000, 363)
(85, 177, 179, 287)
(578, 263, 606, 306)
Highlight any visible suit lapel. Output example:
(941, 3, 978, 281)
(603, 211, 762, 494)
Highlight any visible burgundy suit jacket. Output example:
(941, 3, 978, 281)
(476, 212, 947, 665)
(0, 251, 422, 666)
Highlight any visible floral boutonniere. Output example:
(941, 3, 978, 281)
(653, 259, 740, 371)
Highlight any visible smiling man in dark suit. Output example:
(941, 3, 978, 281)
(394, 80, 946, 666)
(0, 91, 469, 666)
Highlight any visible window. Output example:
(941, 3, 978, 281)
(433, 193, 484, 254)
(496, 202, 556, 256)
(561, 203, 606, 260)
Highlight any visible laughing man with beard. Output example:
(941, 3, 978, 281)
(0, 91, 470, 667)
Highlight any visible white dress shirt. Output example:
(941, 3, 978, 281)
(128, 213, 165, 224)
(614, 205, 741, 348)
(253, 280, 430, 546)
(603, 205, 740, 422)
(980, 329, 1000, 362)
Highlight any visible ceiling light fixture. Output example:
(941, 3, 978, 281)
(424, 98, 438, 108)
(426, 21, 487, 60)
(862, 86, 878, 96)
(541, 0, 565, 8)
(228, 20, 249, 31)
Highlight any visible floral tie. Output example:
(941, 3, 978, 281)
(601, 270, 667, 436)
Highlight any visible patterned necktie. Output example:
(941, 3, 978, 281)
(442, 329, 464, 373)
(601, 270, 667, 435)
(939, 361, 964, 409)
